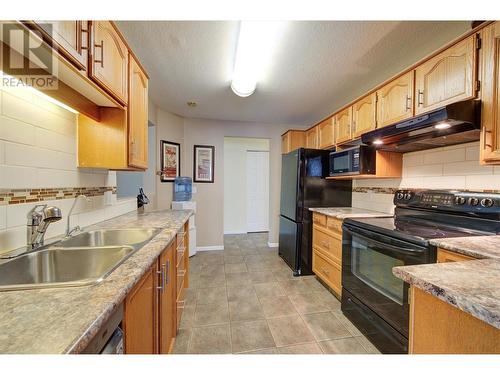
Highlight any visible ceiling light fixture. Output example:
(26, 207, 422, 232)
(434, 121, 451, 130)
(231, 21, 287, 97)
(373, 139, 384, 145)
(0, 71, 78, 114)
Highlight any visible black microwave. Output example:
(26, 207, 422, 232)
(329, 145, 376, 177)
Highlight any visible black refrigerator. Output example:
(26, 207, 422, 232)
(279, 148, 352, 276)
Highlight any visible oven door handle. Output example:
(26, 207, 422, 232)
(343, 224, 427, 254)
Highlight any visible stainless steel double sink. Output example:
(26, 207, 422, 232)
(0, 229, 159, 291)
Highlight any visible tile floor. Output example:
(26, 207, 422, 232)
(173, 233, 381, 354)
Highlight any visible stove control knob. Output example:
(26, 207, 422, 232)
(469, 197, 479, 206)
(481, 198, 494, 208)
(454, 196, 466, 205)
(396, 192, 404, 200)
(404, 193, 412, 200)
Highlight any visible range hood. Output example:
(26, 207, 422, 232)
(362, 99, 480, 153)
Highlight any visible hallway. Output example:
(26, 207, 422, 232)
(173, 233, 380, 354)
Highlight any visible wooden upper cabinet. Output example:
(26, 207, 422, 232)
(481, 23, 500, 164)
(124, 264, 157, 354)
(376, 71, 415, 128)
(352, 93, 377, 138)
(158, 242, 176, 354)
(335, 107, 353, 144)
(90, 21, 128, 105)
(128, 54, 149, 169)
(31, 21, 89, 71)
(281, 130, 306, 154)
(306, 126, 319, 149)
(415, 35, 476, 115)
(318, 117, 335, 149)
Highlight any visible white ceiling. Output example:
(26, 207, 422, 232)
(116, 21, 471, 126)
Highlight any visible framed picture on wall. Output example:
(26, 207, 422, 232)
(193, 145, 215, 183)
(160, 140, 181, 182)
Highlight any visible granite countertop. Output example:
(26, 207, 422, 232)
(393, 259, 500, 329)
(429, 236, 500, 260)
(309, 207, 392, 219)
(0, 209, 192, 354)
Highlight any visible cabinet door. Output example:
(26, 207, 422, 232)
(335, 107, 353, 144)
(31, 21, 89, 71)
(352, 93, 377, 138)
(158, 242, 176, 354)
(306, 126, 319, 149)
(124, 265, 157, 354)
(281, 132, 290, 154)
(481, 23, 500, 163)
(415, 36, 476, 115)
(90, 21, 128, 105)
(377, 71, 414, 128)
(318, 118, 335, 149)
(128, 54, 149, 169)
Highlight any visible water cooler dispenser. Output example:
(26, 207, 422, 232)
(171, 177, 197, 257)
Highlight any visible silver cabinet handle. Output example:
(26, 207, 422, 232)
(156, 268, 164, 292)
(164, 261, 170, 289)
(417, 90, 424, 107)
(405, 95, 412, 111)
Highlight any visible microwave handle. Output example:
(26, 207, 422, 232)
(343, 224, 427, 254)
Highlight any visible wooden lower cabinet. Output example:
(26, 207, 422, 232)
(312, 213, 343, 297)
(409, 286, 500, 354)
(123, 264, 157, 354)
(437, 248, 475, 263)
(123, 228, 189, 354)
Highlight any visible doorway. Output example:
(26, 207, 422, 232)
(223, 137, 270, 235)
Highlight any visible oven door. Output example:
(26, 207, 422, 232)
(342, 223, 430, 338)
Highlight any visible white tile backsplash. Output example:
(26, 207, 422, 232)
(353, 141, 500, 214)
(0, 85, 136, 254)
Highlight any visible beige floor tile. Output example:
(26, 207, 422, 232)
(200, 264, 225, 275)
(246, 261, 276, 272)
(315, 290, 342, 311)
(229, 300, 265, 322)
(355, 335, 381, 354)
(225, 271, 252, 286)
(172, 328, 191, 354)
(196, 287, 228, 306)
(273, 268, 296, 281)
(319, 337, 368, 354)
(231, 320, 276, 353)
(188, 324, 231, 354)
(229, 300, 264, 322)
(184, 288, 197, 306)
(302, 277, 328, 292)
(227, 284, 258, 302)
(253, 282, 286, 298)
(194, 303, 229, 326)
(244, 255, 264, 264)
(277, 342, 323, 354)
(224, 255, 245, 264)
(259, 295, 298, 318)
(302, 312, 352, 341)
(267, 315, 315, 347)
(333, 311, 363, 337)
(179, 305, 196, 329)
(239, 348, 279, 354)
(249, 271, 276, 284)
(288, 293, 330, 315)
(278, 280, 311, 295)
(224, 262, 248, 274)
(197, 273, 226, 288)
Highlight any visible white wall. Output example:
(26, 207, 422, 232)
(351, 141, 500, 213)
(0, 85, 136, 254)
(223, 137, 270, 235)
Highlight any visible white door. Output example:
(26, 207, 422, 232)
(246, 151, 269, 232)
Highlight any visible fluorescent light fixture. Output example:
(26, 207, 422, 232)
(434, 121, 451, 130)
(231, 21, 287, 97)
(373, 139, 384, 145)
(0, 71, 78, 114)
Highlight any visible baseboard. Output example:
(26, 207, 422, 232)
(223, 231, 247, 235)
(197, 245, 224, 251)
(267, 242, 279, 248)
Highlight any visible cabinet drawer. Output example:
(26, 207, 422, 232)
(313, 227, 342, 264)
(437, 248, 475, 263)
(326, 217, 343, 234)
(313, 213, 326, 227)
(312, 250, 341, 296)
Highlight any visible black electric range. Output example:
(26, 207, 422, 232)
(341, 189, 500, 354)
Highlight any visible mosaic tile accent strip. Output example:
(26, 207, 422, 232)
(0, 187, 117, 206)
(352, 187, 500, 194)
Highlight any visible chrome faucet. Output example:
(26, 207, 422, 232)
(27, 204, 62, 250)
(66, 194, 89, 237)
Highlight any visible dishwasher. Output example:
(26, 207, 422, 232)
(82, 303, 124, 354)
